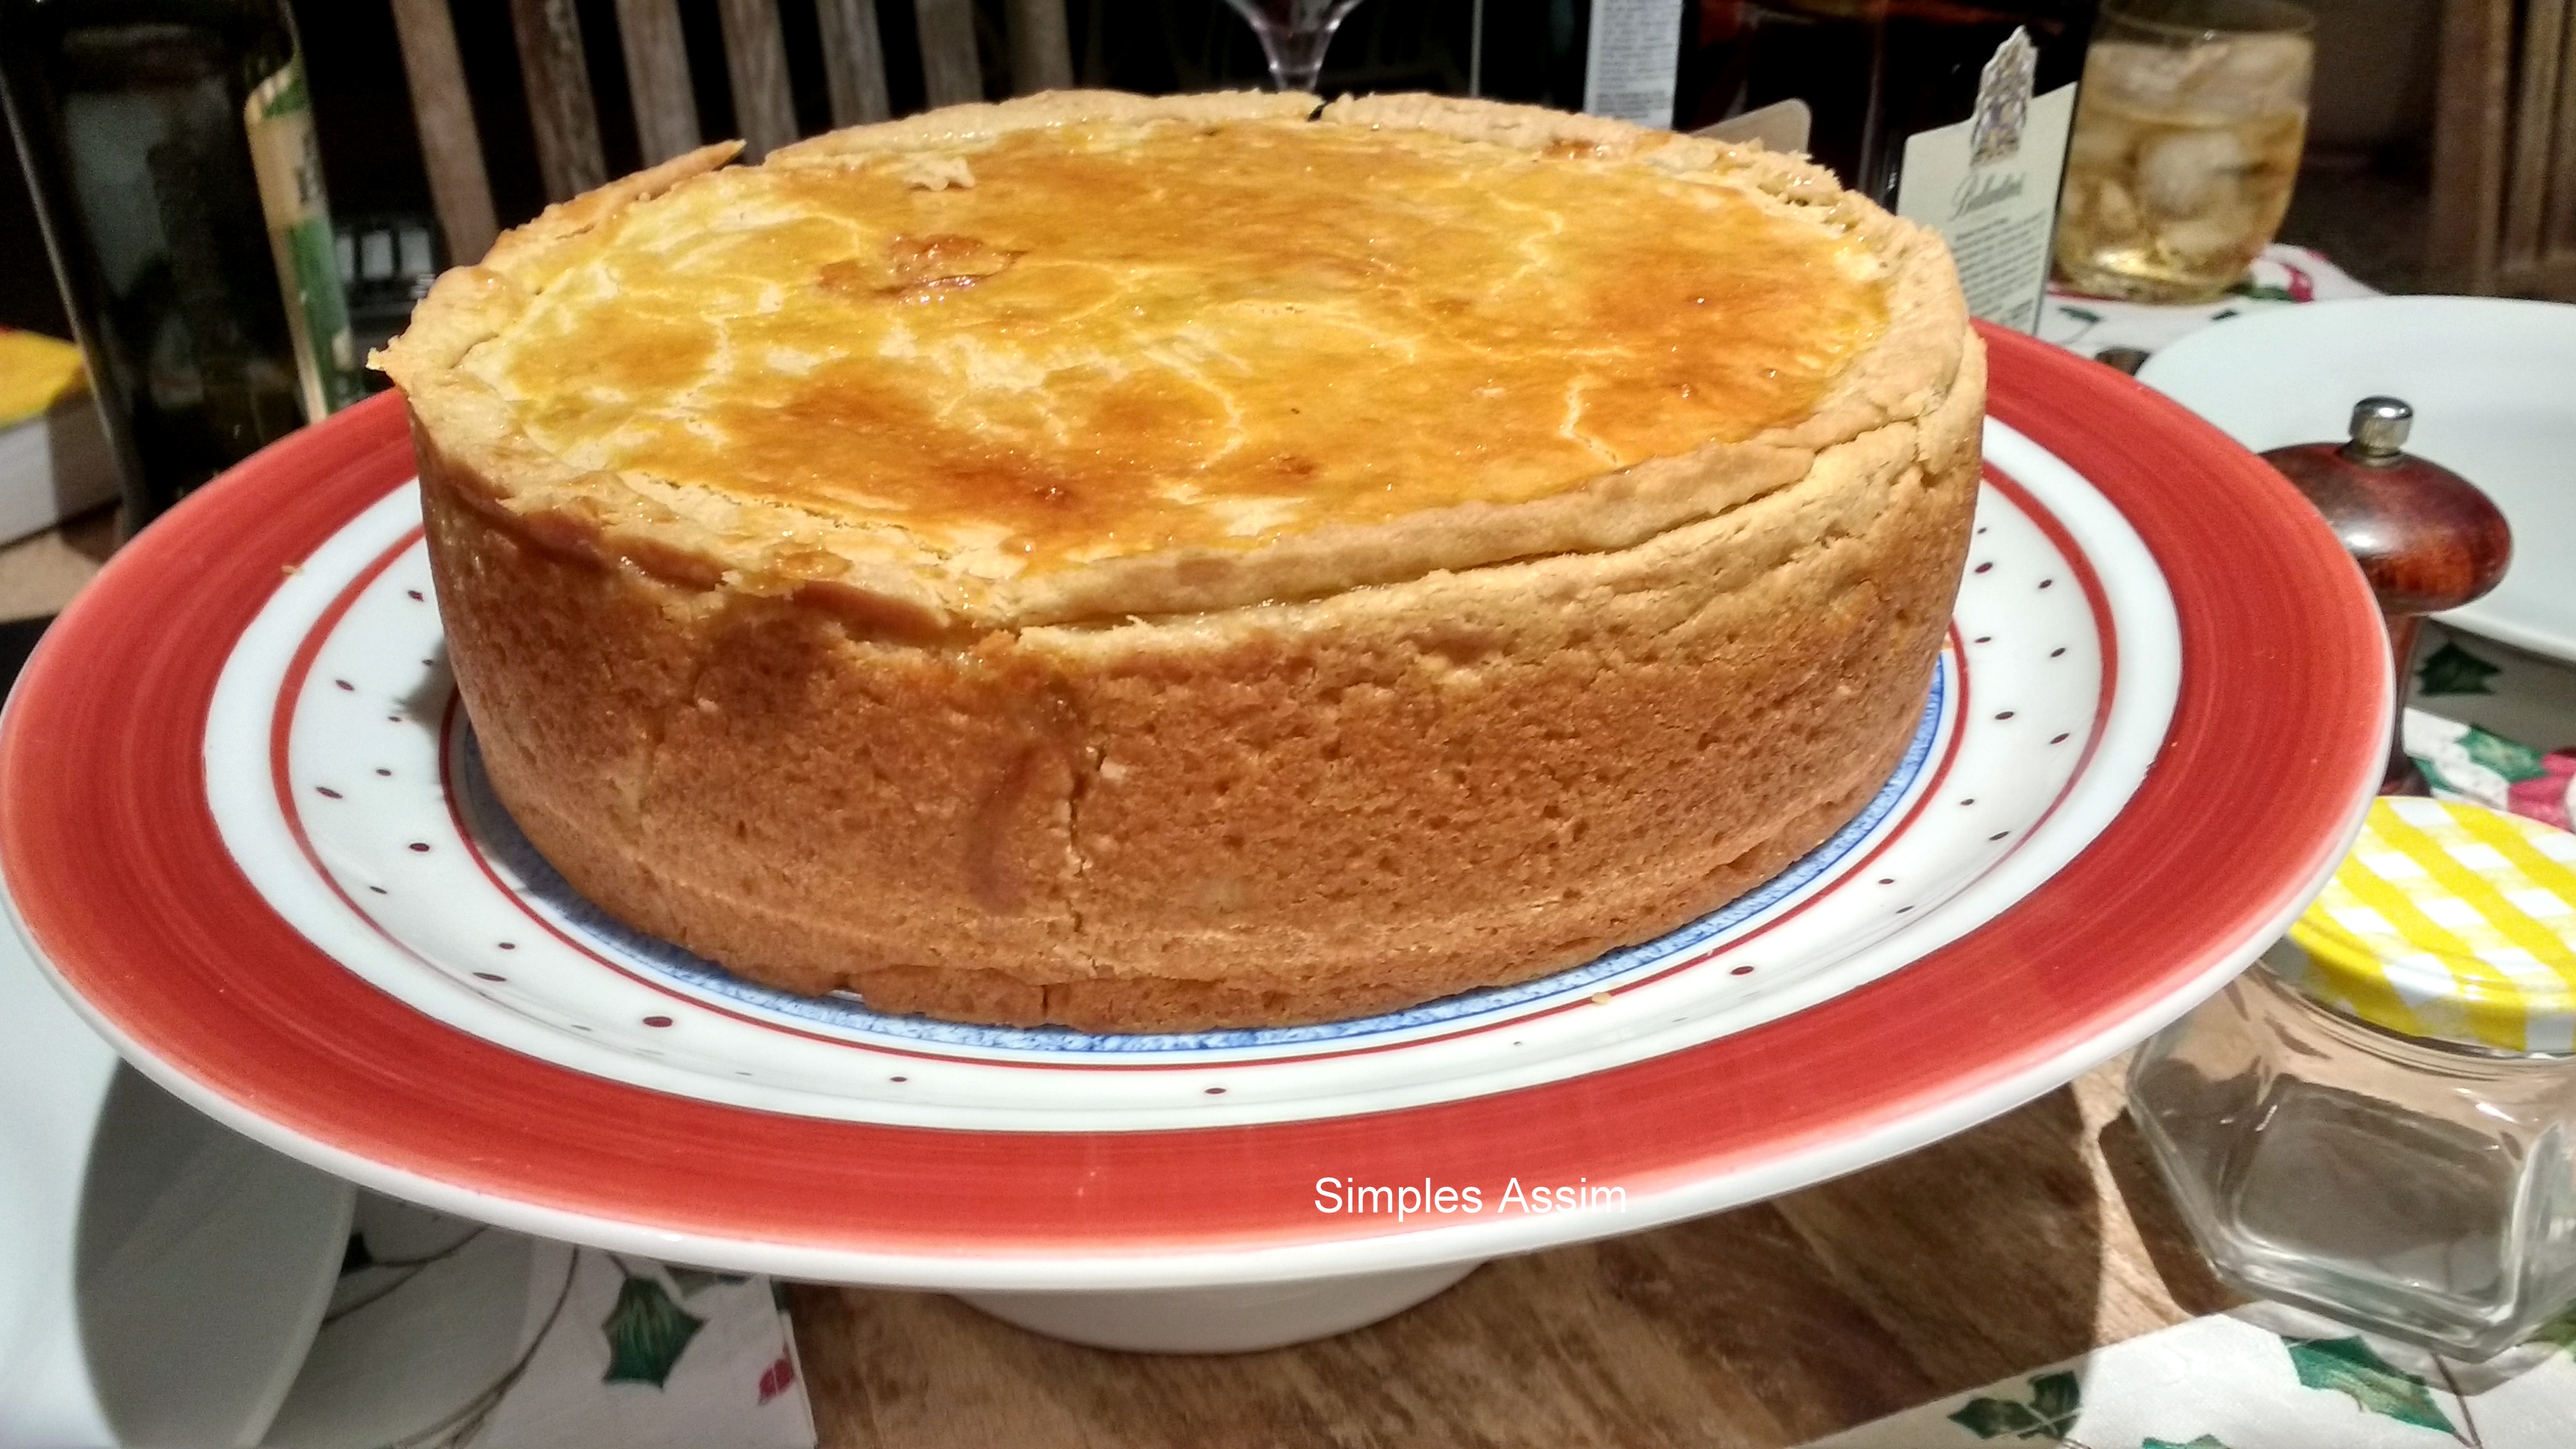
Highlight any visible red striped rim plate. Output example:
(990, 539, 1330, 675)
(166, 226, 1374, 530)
(0, 326, 2385, 1288)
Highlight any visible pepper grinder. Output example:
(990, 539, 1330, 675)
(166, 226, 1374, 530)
(2260, 398, 2513, 794)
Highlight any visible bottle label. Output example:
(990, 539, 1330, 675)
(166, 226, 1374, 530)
(1583, 0, 1686, 129)
(1893, 28, 2076, 334)
(243, 58, 362, 419)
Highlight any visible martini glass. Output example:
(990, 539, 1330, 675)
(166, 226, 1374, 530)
(1220, 0, 1369, 94)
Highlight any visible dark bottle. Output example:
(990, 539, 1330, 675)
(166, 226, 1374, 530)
(1679, 1, 2098, 331)
(1447, 1, 2096, 332)
(1471, 0, 1606, 116)
(0, 0, 363, 534)
(1471, 0, 1686, 125)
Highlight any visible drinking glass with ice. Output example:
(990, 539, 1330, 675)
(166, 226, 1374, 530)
(2053, 0, 2314, 305)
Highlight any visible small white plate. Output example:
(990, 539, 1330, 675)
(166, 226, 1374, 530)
(0, 903, 353, 1447)
(2138, 295, 2576, 663)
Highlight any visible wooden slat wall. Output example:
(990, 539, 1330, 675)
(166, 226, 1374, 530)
(2546, 6, 2576, 259)
(2429, 0, 2513, 294)
(399, 1, 1073, 257)
(2435, 0, 2576, 299)
(614, 0, 701, 165)
(2517, 256, 2576, 293)
(915, 0, 985, 108)
(504, 0, 609, 201)
(816, 0, 894, 126)
(1006, 0, 1074, 94)
(2502, 0, 2567, 267)
(387, 0, 498, 264)
(718, 0, 801, 159)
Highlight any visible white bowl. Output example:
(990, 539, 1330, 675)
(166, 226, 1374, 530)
(0, 910, 354, 1447)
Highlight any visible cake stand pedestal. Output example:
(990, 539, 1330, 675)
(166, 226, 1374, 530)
(954, 1260, 1484, 1352)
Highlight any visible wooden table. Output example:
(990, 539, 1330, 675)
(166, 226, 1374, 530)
(1, 518, 2223, 1448)
(785, 1059, 2224, 1448)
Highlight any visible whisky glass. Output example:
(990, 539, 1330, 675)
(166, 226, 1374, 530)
(2052, 0, 2313, 303)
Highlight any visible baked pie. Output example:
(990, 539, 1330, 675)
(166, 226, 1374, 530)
(378, 90, 1982, 1032)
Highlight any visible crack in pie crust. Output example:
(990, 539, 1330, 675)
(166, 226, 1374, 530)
(380, 90, 1984, 1033)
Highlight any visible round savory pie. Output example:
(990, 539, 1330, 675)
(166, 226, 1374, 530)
(378, 90, 1983, 1033)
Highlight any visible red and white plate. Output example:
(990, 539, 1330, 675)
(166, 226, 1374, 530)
(1, 328, 2386, 1289)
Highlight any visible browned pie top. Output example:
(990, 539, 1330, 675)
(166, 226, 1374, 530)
(461, 111, 1887, 567)
(388, 92, 1968, 629)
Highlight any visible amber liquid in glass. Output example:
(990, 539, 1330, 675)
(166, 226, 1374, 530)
(2053, 13, 2311, 303)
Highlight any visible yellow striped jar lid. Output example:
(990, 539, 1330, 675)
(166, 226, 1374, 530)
(2276, 798, 2576, 1053)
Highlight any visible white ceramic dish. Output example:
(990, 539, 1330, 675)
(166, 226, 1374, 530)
(0, 905, 353, 1447)
(2138, 295, 2576, 663)
(262, 1197, 541, 1449)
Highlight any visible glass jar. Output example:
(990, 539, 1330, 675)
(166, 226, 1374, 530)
(2130, 798, 2576, 1360)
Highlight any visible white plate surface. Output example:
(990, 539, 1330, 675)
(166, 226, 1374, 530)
(0, 902, 352, 1447)
(2138, 295, 2576, 662)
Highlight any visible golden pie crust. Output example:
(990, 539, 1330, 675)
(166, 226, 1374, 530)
(380, 90, 1983, 1033)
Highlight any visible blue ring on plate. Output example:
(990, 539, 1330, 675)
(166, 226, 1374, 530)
(457, 655, 1947, 1056)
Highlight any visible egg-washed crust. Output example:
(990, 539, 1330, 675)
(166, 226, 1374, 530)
(378, 90, 1971, 633)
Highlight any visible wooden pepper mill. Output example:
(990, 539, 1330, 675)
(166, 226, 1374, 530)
(2261, 398, 2513, 794)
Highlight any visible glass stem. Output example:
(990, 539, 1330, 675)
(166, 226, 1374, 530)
(1258, 24, 1339, 94)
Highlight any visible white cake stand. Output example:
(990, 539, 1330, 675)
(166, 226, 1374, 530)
(1, 328, 2388, 1351)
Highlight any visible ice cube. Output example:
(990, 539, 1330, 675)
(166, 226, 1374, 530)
(2093, 177, 2145, 243)
(2186, 34, 2313, 119)
(2136, 128, 2249, 218)
(2154, 202, 2261, 265)
(2065, 106, 2137, 171)
(2087, 40, 2195, 113)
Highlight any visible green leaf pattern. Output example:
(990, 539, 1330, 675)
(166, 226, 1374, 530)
(2527, 1303, 2576, 1358)
(1948, 1370, 2082, 1440)
(2458, 725, 2549, 781)
(1904, 1304, 2576, 1447)
(601, 1273, 707, 1389)
(2282, 1336, 2455, 1432)
(2418, 640, 2503, 697)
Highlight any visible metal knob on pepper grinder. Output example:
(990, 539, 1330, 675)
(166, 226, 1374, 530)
(2260, 398, 2513, 793)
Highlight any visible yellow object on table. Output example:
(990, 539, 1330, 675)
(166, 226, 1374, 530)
(0, 328, 89, 429)
(2286, 797, 2576, 1053)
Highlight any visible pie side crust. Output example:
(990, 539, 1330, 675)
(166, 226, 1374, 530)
(416, 346, 1982, 1032)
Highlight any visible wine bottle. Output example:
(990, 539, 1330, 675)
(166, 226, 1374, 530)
(0, 0, 364, 534)
(1679, 1, 2097, 332)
